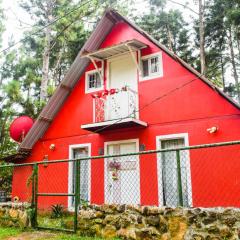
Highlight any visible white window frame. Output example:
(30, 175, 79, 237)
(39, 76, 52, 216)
(68, 143, 91, 211)
(85, 69, 104, 93)
(156, 133, 192, 207)
(140, 52, 163, 81)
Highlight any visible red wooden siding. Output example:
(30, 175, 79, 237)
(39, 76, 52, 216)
(11, 19, 240, 208)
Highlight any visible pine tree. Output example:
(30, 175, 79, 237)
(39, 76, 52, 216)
(136, 0, 195, 64)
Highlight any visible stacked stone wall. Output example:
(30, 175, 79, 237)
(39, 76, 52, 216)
(78, 204, 240, 239)
(0, 202, 32, 228)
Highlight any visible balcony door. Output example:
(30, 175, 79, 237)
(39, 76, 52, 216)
(107, 53, 138, 120)
(104, 139, 140, 204)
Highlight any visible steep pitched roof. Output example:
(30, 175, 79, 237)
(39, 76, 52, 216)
(8, 8, 240, 158)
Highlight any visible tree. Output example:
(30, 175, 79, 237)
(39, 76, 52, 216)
(0, 0, 132, 159)
(136, 0, 195, 64)
(204, 0, 240, 101)
(198, 0, 206, 75)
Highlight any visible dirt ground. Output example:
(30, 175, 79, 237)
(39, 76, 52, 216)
(5, 231, 57, 240)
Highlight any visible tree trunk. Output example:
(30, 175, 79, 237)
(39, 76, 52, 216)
(40, 1, 53, 101)
(228, 27, 240, 103)
(166, 24, 174, 52)
(220, 54, 226, 92)
(198, 0, 206, 75)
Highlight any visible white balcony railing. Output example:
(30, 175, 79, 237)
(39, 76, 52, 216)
(93, 87, 138, 123)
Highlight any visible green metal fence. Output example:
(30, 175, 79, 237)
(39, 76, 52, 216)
(1, 140, 240, 232)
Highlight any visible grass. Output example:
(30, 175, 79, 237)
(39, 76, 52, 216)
(0, 226, 118, 239)
(0, 227, 22, 239)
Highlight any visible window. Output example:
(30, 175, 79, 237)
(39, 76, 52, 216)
(156, 134, 192, 207)
(85, 70, 103, 93)
(68, 144, 91, 210)
(141, 53, 163, 80)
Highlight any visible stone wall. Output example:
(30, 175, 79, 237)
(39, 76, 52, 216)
(78, 204, 240, 239)
(0, 202, 32, 228)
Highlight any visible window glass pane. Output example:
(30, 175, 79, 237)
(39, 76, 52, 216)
(71, 148, 89, 206)
(142, 59, 149, 77)
(96, 73, 102, 88)
(150, 56, 160, 74)
(88, 72, 102, 90)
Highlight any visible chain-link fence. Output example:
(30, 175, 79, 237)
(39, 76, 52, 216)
(1, 140, 240, 231)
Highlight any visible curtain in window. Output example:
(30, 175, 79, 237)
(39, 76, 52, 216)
(161, 139, 189, 207)
(73, 148, 89, 203)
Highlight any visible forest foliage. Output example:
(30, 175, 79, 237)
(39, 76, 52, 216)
(0, 0, 240, 158)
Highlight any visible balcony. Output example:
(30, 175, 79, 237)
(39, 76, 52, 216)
(81, 87, 147, 132)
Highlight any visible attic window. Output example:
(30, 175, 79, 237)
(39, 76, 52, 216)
(85, 69, 103, 93)
(141, 52, 163, 80)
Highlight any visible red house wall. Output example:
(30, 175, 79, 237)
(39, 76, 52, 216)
(12, 21, 240, 208)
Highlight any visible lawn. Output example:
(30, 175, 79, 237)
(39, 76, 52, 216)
(0, 227, 22, 239)
(0, 227, 109, 240)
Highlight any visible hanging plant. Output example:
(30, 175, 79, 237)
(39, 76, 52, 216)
(109, 161, 121, 170)
(109, 161, 121, 181)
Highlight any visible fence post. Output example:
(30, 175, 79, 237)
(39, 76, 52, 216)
(74, 159, 80, 233)
(31, 163, 38, 228)
(176, 150, 183, 206)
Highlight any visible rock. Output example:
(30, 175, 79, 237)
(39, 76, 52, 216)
(161, 233, 171, 240)
(18, 210, 29, 228)
(126, 205, 141, 213)
(220, 226, 232, 238)
(117, 227, 136, 239)
(142, 206, 150, 216)
(192, 234, 204, 240)
(159, 216, 168, 233)
(119, 215, 132, 228)
(223, 217, 237, 227)
(135, 227, 154, 240)
(95, 211, 104, 218)
(135, 227, 161, 240)
(9, 208, 19, 219)
(202, 217, 217, 225)
(198, 211, 207, 218)
(168, 217, 187, 240)
(79, 209, 96, 219)
(207, 225, 220, 234)
(90, 224, 102, 236)
(94, 218, 103, 224)
(103, 214, 120, 225)
(117, 204, 126, 213)
(102, 224, 117, 238)
(78, 218, 92, 230)
(100, 204, 115, 214)
(137, 215, 143, 224)
(148, 206, 162, 215)
(145, 215, 160, 226)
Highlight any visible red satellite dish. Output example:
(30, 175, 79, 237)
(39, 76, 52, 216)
(9, 116, 34, 142)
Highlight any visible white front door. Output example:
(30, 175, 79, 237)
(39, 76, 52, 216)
(105, 140, 140, 204)
(107, 53, 138, 120)
(157, 134, 192, 207)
